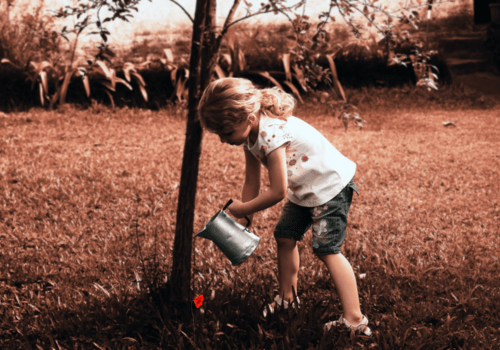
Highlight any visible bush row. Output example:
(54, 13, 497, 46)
(0, 52, 452, 113)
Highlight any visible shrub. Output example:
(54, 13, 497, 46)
(0, 0, 62, 69)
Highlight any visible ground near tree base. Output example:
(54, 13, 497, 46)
(0, 87, 499, 349)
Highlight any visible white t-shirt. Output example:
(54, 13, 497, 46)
(243, 115, 356, 207)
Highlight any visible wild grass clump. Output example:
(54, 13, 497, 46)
(1, 96, 499, 348)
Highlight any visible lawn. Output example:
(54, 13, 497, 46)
(0, 88, 499, 349)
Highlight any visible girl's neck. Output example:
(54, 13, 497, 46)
(248, 114, 261, 145)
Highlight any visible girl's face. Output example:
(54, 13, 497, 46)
(218, 119, 253, 146)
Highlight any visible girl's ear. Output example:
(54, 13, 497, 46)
(248, 114, 256, 124)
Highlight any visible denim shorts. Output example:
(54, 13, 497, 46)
(274, 179, 359, 256)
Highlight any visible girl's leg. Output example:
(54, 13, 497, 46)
(318, 253, 363, 325)
(276, 237, 300, 302)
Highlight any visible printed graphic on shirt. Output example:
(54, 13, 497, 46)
(285, 147, 302, 192)
(259, 121, 292, 157)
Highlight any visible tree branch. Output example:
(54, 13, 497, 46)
(350, 4, 384, 35)
(224, 1, 302, 33)
(337, 4, 361, 38)
(170, 0, 194, 23)
(389, 0, 456, 14)
(223, 0, 241, 31)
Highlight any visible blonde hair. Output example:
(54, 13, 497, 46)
(198, 78, 295, 135)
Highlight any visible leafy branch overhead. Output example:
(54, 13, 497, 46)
(166, 0, 450, 128)
(51, 0, 152, 63)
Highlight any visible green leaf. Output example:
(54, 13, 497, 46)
(1, 58, 14, 66)
(170, 68, 178, 85)
(98, 80, 115, 92)
(49, 90, 59, 110)
(214, 64, 226, 79)
(39, 83, 44, 106)
(116, 77, 133, 90)
(59, 70, 75, 106)
(95, 60, 112, 80)
(238, 49, 246, 72)
(164, 48, 174, 63)
(255, 71, 284, 91)
(110, 68, 116, 90)
(292, 65, 307, 92)
(102, 89, 115, 108)
(326, 53, 347, 102)
(283, 81, 303, 103)
(131, 72, 146, 87)
(221, 53, 232, 67)
(123, 62, 135, 82)
(40, 71, 49, 96)
(75, 69, 90, 98)
(282, 53, 292, 82)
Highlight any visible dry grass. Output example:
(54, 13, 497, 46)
(0, 94, 499, 348)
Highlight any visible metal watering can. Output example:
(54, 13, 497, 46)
(195, 199, 261, 266)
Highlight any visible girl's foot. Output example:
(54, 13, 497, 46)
(324, 314, 372, 336)
(263, 295, 300, 317)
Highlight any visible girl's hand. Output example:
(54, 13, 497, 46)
(237, 217, 250, 227)
(227, 199, 247, 219)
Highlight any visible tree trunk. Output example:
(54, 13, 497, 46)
(169, 0, 217, 316)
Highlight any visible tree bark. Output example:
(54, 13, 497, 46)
(169, 0, 218, 315)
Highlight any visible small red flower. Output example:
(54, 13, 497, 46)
(268, 139, 270, 142)
(302, 156, 309, 162)
(272, 135, 275, 138)
(194, 294, 203, 308)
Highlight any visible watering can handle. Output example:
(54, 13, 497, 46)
(223, 199, 251, 228)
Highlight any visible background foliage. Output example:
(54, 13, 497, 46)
(0, 0, 473, 112)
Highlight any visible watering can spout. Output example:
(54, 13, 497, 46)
(195, 226, 209, 239)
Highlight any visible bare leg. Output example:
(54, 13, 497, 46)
(318, 253, 363, 325)
(276, 237, 300, 302)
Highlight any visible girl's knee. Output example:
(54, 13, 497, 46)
(276, 237, 297, 249)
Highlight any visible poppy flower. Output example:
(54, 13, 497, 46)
(302, 156, 309, 162)
(194, 294, 203, 308)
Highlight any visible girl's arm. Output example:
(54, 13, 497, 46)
(228, 145, 288, 218)
(240, 148, 261, 225)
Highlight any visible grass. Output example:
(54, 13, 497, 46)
(0, 88, 499, 349)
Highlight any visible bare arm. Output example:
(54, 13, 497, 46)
(241, 148, 261, 224)
(228, 145, 288, 218)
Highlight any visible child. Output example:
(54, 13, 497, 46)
(197, 77, 371, 336)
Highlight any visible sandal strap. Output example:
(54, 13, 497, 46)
(324, 314, 372, 336)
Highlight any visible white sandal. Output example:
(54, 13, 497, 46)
(263, 295, 300, 317)
(324, 314, 372, 336)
